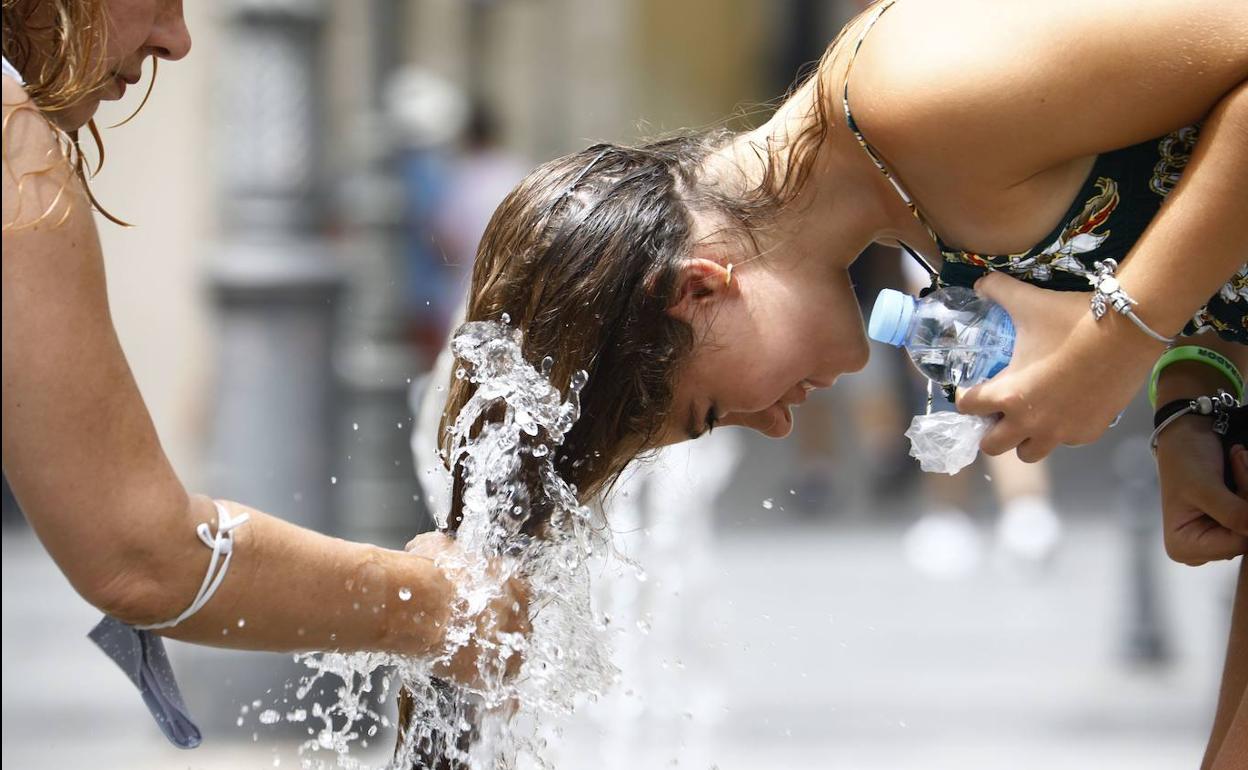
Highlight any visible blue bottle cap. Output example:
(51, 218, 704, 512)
(867, 289, 915, 347)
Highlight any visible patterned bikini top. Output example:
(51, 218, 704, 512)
(843, 0, 1248, 344)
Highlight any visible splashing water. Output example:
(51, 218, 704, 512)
(285, 319, 618, 769)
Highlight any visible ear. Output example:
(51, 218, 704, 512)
(667, 257, 734, 323)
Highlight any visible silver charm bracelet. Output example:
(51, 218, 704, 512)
(1088, 259, 1176, 345)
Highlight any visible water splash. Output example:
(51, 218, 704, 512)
(285, 320, 617, 769)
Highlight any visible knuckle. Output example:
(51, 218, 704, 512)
(1161, 535, 1192, 566)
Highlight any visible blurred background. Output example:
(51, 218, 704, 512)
(1, 0, 1237, 768)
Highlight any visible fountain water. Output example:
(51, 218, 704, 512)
(264, 319, 620, 769)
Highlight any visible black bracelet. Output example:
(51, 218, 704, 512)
(1150, 390, 1240, 455)
(1153, 398, 1207, 429)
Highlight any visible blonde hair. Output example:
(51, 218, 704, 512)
(2, 0, 152, 227)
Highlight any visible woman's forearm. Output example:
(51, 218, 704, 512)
(1117, 78, 1248, 338)
(1155, 333, 1248, 407)
(120, 494, 450, 657)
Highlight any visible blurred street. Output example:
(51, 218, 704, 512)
(4, 507, 1235, 769)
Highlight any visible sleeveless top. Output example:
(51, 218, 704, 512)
(2, 54, 25, 85)
(843, 1, 1248, 344)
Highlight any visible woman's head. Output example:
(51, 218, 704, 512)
(440, 133, 867, 531)
(2, 0, 191, 130)
(438, 7, 889, 530)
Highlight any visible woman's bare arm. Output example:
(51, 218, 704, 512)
(1, 75, 448, 656)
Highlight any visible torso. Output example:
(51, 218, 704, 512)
(838, 0, 1248, 342)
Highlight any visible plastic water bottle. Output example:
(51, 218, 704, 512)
(868, 286, 1015, 387)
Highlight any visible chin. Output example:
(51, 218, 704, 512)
(52, 100, 101, 132)
(763, 405, 794, 439)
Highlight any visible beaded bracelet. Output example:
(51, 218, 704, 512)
(1148, 345, 1246, 408)
(1150, 389, 1240, 455)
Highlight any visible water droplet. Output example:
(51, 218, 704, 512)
(352, 422, 359, 431)
(258, 709, 281, 725)
(540, 356, 554, 376)
(237, 618, 246, 628)
(330, 476, 337, 485)
(532, 444, 549, 458)
(762, 498, 774, 510)
(397, 587, 412, 601)
(500, 312, 511, 324)
(286, 708, 307, 722)
(455, 367, 467, 380)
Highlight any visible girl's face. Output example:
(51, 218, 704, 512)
(54, 0, 192, 130)
(662, 232, 870, 444)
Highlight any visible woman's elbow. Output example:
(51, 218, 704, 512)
(74, 543, 198, 627)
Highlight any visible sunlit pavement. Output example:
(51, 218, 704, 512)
(3, 517, 1236, 770)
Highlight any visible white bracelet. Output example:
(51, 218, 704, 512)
(134, 501, 250, 631)
(1088, 259, 1176, 346)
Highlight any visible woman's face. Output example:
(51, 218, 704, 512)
(54, 0, 192, 130)
(662, 230, 870, 444)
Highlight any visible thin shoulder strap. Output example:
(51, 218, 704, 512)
(841, 0, 945, 277)
(2, 54, 25, 86)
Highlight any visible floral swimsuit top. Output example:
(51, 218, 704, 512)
(845, 0, 1248, 344)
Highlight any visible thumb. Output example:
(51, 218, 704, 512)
(1233, 445, 1248, 500)
(973, 271, 1034, 313)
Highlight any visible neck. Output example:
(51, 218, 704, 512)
(705, 67, 935, 273)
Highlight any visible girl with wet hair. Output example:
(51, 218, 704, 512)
(2, 0, 521, 747)
(428, 0, 1246, 766)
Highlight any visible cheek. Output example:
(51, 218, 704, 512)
(103, 1, 157, 59)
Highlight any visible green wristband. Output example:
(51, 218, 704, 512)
(1149, 345, 1245, 407)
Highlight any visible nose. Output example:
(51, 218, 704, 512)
(150, 1, 193, 62)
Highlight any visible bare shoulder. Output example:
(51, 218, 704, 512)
(3, 72, 107, 322)
(847, 0, 1248, 181)
(2, 75, 95, 244)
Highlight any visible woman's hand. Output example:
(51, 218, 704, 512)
(957, 271, 1165, 462)
(404, 532, 530, 687)
(1156, 421, 1248, 566)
